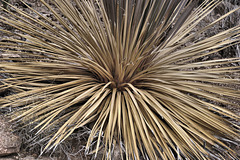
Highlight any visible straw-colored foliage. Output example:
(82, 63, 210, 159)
(0, 0, 240, 159)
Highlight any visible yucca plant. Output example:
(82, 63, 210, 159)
(0, 0, 240, 159)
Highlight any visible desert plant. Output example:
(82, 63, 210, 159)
(0, 0, 240, 159)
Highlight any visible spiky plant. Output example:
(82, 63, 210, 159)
(0, 0, 240, 159)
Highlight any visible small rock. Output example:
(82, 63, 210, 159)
(19, 156, 36, 160)
(0, 116, 21, 157)
(19, 156, 57, 160)
(0, 158, 17, 160)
